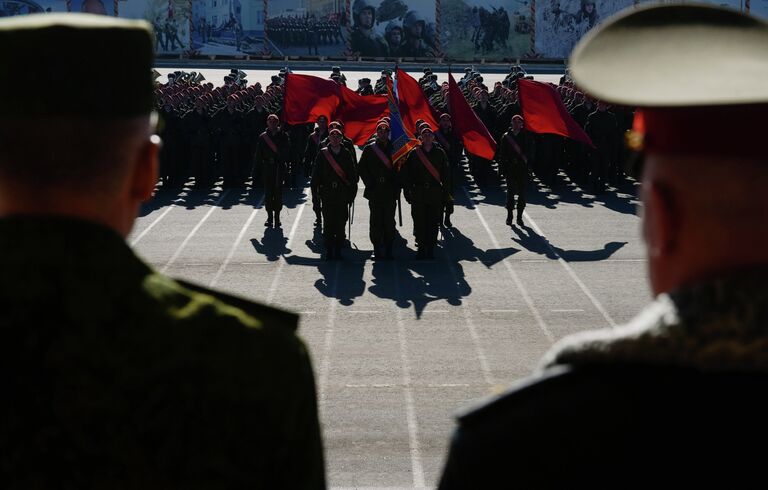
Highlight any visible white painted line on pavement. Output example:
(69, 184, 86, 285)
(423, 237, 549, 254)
(442, 247, 496, 388)
(265, 194, 308, 304)
(392, 260, 426, 490)
(523, 211, 618, 328)
(160, 190, 229, 273)
(552, 309, 585, 313)
(462, 187, 555, 343)
(130, 204, 175, 246)
(318, 262, 341, 405)
(209, 196, 265, 288)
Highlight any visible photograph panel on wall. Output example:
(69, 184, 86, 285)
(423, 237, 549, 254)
(335, 0, 437, 58)
(752, 0, 768, 19)
(191, 0, 265, 56)
(442, 0, 533, 61)
(69, 0, 115, 15)
(120, 0, 191, 55)
(0, 0, 66, 16)
(264, 0, 347, 57)
(534, 0, 634, 59)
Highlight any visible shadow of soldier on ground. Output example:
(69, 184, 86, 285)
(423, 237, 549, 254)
(139, 183, 190, 216)
(511, 224, 627, 261)
(250, 226, 288, 262)
(283, 224, 369, 306)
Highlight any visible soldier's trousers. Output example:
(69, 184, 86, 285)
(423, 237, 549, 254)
(311, 186, 322, 215)
(264, 184, 283, 213)
(322, 200, 349, 247)
(411, 196, 442, 248)
(505, 176, 526, 211)
(368, 198, 397, 246)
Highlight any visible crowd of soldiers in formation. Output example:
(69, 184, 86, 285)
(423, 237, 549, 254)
(266, 14, 344, 55)
(156, 66, 634, 260)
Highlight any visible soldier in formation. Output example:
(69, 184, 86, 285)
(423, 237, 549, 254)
(255, 114, 290, 227)
(400, 126, 450, 259)
(358, 121, 399, 260)
(312, 128, 359, 260)
(496, 115, 531, 226)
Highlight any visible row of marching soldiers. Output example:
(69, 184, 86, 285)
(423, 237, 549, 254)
(305, 114, 462, 261)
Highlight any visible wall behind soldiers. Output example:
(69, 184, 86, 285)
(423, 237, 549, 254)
(0, 0, 759, 61)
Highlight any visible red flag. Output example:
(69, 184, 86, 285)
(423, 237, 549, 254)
(518, 79, 594, 147)
(283, 74, 341, 124)
(337, 86, 389, 146)
(448, 72, 497, 160)
(395, 69, 439, 134)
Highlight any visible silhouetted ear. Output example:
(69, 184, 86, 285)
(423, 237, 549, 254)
(131, 135, 160, 202)
(643, 180, 678, 259)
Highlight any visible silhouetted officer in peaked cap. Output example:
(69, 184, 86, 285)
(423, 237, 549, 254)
(440, 5, 768, 489)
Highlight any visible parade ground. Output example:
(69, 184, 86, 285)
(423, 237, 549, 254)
(139, 67, 648, 489)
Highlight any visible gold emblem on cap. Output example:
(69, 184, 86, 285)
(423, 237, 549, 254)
(625, 130, 644, 152)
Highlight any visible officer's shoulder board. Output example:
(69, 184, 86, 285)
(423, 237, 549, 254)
(176, 279, 299, 333)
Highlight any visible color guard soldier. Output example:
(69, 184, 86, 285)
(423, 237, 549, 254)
(255, 114, 290, 227)
(358, 121, 398, 260)
(305, 115, 329, 227)
(435, 113, 462, 227)
(401, 126, 450, 259)
(496, 115, 531, 226)
(312, 128, 359, 260)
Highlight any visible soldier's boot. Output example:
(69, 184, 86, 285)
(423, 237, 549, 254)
(506, 209, 514, 226)
(444, 214, 453, 228)
(274, 212, 281, 227)
(265, 211, 273, 227)
(516, 209, 524, 226)
(372, 245, 382, 261)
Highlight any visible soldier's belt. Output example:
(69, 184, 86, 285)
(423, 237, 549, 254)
(331, 181, 338, 189)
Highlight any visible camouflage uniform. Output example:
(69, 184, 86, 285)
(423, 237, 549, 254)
(0, 217, 326, 489)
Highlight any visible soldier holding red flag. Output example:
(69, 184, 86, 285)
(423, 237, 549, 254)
(312, 128, 359, 260)
(400, 126, 450, 260)
(359, 121, 398, 260)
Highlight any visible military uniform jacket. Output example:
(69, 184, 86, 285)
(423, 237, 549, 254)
(304, 129, 327, 166)
(435, 128, 463, 169)
(400, 145, 450, 204)
(497, 129, 531, 181)
(256, 129, 290, 185)
(312, 146, 359, 205)
(0, 217, 325, 490)
(358, 141, 399, 202)
(439, 270, 768, 489)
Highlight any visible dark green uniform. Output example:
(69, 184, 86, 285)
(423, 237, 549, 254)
(0, 217, 325, 489)
(255, 129, 290, 225)
(434, 128, 462, 226)
(497, 129, 531, 225)
(401, 145, 450, 258)
(312, 146, 358, 259)
(358, 139, 398, 258)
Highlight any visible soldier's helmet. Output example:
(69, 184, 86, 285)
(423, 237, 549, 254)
(385, 21, 402, 36)
(402, 10, 425, 31)
(353, 0, 376, 24)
